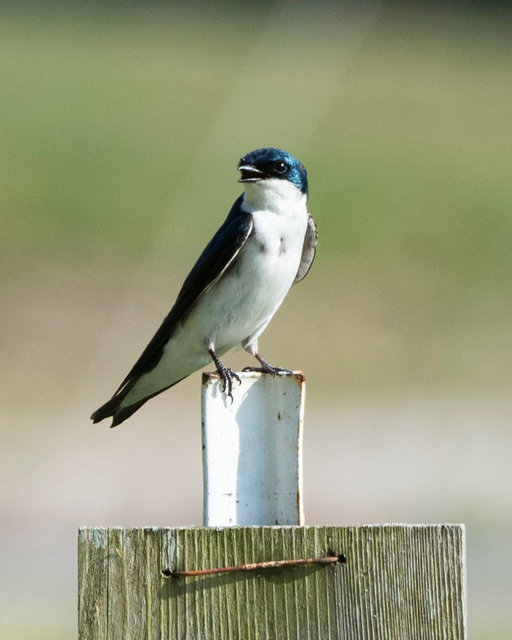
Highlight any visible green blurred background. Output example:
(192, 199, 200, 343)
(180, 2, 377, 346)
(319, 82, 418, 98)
(2, 1, 511, 638)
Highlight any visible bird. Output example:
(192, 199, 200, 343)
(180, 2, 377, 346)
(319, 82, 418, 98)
(91, 147, 317, 427)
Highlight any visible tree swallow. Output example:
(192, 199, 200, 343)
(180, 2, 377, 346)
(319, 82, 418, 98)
(91, 147, 317, 427)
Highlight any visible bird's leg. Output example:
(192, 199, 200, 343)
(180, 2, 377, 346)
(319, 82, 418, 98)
(208, 348, 241, 400)
(243, 352, 293, 376)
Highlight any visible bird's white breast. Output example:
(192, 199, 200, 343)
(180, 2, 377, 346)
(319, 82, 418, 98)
(243, 180, 308, 272)
(202, 178, 309, 350)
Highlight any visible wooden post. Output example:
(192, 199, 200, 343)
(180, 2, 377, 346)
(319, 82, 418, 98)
(201, 371, 305, 526)
(78, 524, 467, 639)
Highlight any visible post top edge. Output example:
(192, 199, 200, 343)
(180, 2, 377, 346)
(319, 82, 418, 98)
(78, 523, 465, 533)
(202, 370, 305, 385)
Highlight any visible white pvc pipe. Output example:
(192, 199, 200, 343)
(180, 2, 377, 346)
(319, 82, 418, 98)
(201, 371, 305, 527)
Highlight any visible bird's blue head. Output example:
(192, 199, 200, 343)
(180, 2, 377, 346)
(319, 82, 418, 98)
(238, 147, 308, 197)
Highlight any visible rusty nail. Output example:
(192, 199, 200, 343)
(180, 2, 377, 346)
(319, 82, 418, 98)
(162, 554, 343, 578)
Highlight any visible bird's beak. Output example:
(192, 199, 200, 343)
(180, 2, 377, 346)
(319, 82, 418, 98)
(238, 164, 264, 183)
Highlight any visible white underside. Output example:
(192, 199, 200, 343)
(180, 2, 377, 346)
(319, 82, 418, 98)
(122, 179, 308, 407)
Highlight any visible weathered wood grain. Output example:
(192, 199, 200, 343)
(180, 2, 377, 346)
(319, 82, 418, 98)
(78, 528, 108, 640)
(78, 525, 466, 640)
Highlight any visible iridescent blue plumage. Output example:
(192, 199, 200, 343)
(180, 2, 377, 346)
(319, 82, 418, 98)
(238, 147, 308, 196)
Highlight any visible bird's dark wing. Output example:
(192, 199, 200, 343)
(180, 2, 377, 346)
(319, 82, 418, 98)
(294, 214, 318, 283)
(98, 197, 250, 397)
(91, 197, 253, 425)
(117, 197, 253, 389)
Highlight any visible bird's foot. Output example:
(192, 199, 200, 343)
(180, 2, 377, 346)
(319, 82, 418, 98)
(218, 365, 241, 400)
(243, 356, 293, 377)
(208, 348, 241, 400)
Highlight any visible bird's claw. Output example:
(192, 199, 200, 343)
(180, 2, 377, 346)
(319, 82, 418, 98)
(217, 365, 241, 401)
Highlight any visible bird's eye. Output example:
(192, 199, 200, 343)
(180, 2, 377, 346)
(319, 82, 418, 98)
(273, 161, 289, 175)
